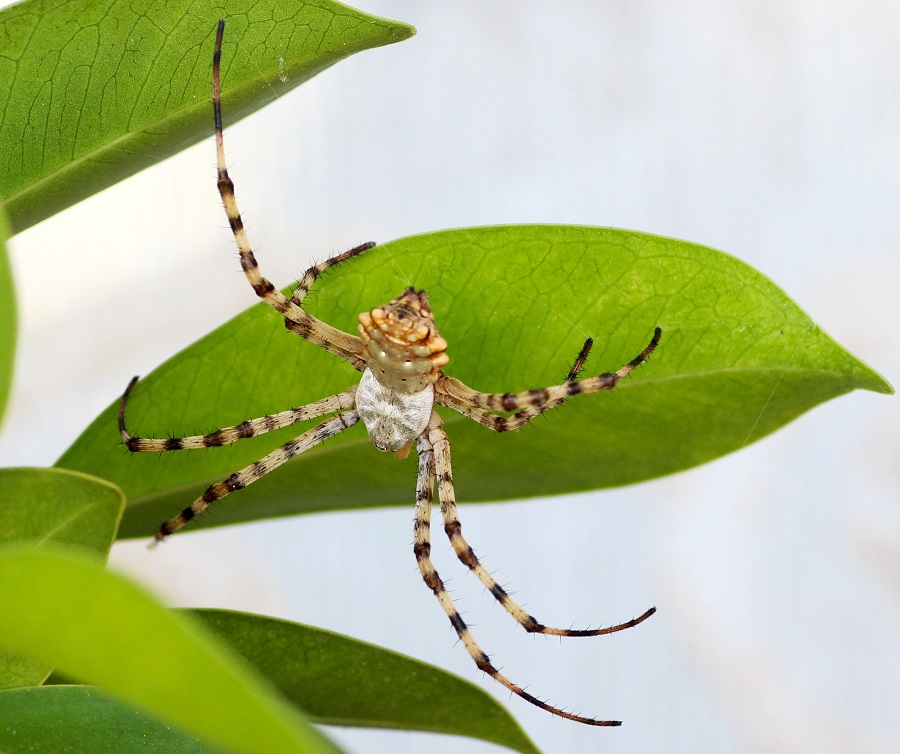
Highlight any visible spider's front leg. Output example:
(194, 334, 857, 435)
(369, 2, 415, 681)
(289, 242, 376, 309)
(119, 376, 356, 452)
(211, 19, 368, 370)
(282, 241, 379, 373)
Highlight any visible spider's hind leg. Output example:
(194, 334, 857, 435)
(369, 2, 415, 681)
(428, 410, 655, 638)
(415, 412, 621, 726)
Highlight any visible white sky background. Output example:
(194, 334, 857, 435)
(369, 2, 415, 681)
(3, 1, 900, 753)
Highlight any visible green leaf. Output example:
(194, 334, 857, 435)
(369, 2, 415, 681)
(0, 0, 414, 234)
(0, 468, 124, 689)
(56, 226, 892, 539)
(0, 467, 123, 552)
(0, 546, 344, 754)
(0, 207, 12, 423)
(0, 685, 229, 753)
(190, 609, 540, 754)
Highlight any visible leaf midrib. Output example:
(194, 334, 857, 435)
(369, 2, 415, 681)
(34, 505, 96, 547)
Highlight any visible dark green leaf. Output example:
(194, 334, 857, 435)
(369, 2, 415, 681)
(190, 609, 540, 754)
(0, 467, 124, 689)
(0, 207, 11, 421)
(0, 0, 414, 234)
(0, 547, 345, 754)
(56, 227, 892, 538)
(0, 685, 229, 753)
(0, 467, 123, 552)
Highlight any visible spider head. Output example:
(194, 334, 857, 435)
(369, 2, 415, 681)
(358, 287, 450, 394)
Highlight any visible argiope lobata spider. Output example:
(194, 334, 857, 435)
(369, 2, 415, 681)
(119, 20, 662, 727)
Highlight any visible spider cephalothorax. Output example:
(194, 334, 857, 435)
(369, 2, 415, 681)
(358, 287, 450, 393)
(119, 19, 661, 727)
(355, 289, 451, 458)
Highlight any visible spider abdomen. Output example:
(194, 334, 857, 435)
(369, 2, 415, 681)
(356, 368, 434, 454)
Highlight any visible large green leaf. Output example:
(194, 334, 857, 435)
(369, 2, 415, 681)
(0, 0, 414, 234)
(0, 546, 344, 754)
(190, 609, 539, 754)
(57, 226, 892, 539)
(40, 610, 539, 754)
(0, 467, 124, 689)
(0, 206, 11, 423)
(0, 685, 228, 753)
(0, 467, 123, 553)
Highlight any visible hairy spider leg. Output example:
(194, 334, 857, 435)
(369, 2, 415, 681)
(119, 376, 356, 452)
(435, 337, 594, 432)
(438, 327, 661, 414)
(415, 412, 623, 726)
(429, 412, 655, 637)
(290, 242, 376, 308)
(283, 242, 379, 372)
(152, 411, 359, 542)
(212, 19, 365, 368)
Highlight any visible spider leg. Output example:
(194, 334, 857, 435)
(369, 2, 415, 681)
(428, 411, 654, 637)
(283, 242, 378, 373)
(438, 327, 661, 415)
(283, 319, 366, 372)
(212, 20, 364, 368)
(415, 413, 621, 726)
(119, 376, 356, 452)
(153, 410, 358, 542)
(290, 242, 376, 308)
(434, 338, 595, 432)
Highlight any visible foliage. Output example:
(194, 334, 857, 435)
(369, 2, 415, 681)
(57, 224, 891, 537)
(0, 1, 890, 752)
(0, 0, 412, 233)
(0, 209, 11, 422)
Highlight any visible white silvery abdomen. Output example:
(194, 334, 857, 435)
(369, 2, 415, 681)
(356, 368, 434, 453)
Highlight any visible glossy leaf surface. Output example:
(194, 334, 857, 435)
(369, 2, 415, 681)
(0, 468, 123, 689)
(0, 685, 228, 753)
(0, 547, 344, 754)
(191, 609, 539, 754)
(0, 467, 123, 553)
(38, 609, 539, 753)
(0, 0, 414, 233)
(0, 208, 11, 422)
(56, 226, 892, 538)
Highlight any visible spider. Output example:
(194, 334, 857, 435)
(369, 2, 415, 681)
(118, 19, 661, 727)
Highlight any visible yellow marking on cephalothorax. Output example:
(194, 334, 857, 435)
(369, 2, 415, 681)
(358, 287, 449, 394)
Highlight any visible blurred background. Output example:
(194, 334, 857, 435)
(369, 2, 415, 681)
(2, 1, 898, 752)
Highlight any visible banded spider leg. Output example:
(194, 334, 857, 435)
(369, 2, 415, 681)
(430, 335, 660, 638)
(119, 381, 358, 541)
(434, 326, 662, 429)
(417, 410, 643, 726)
(118, 18, 662, 726)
